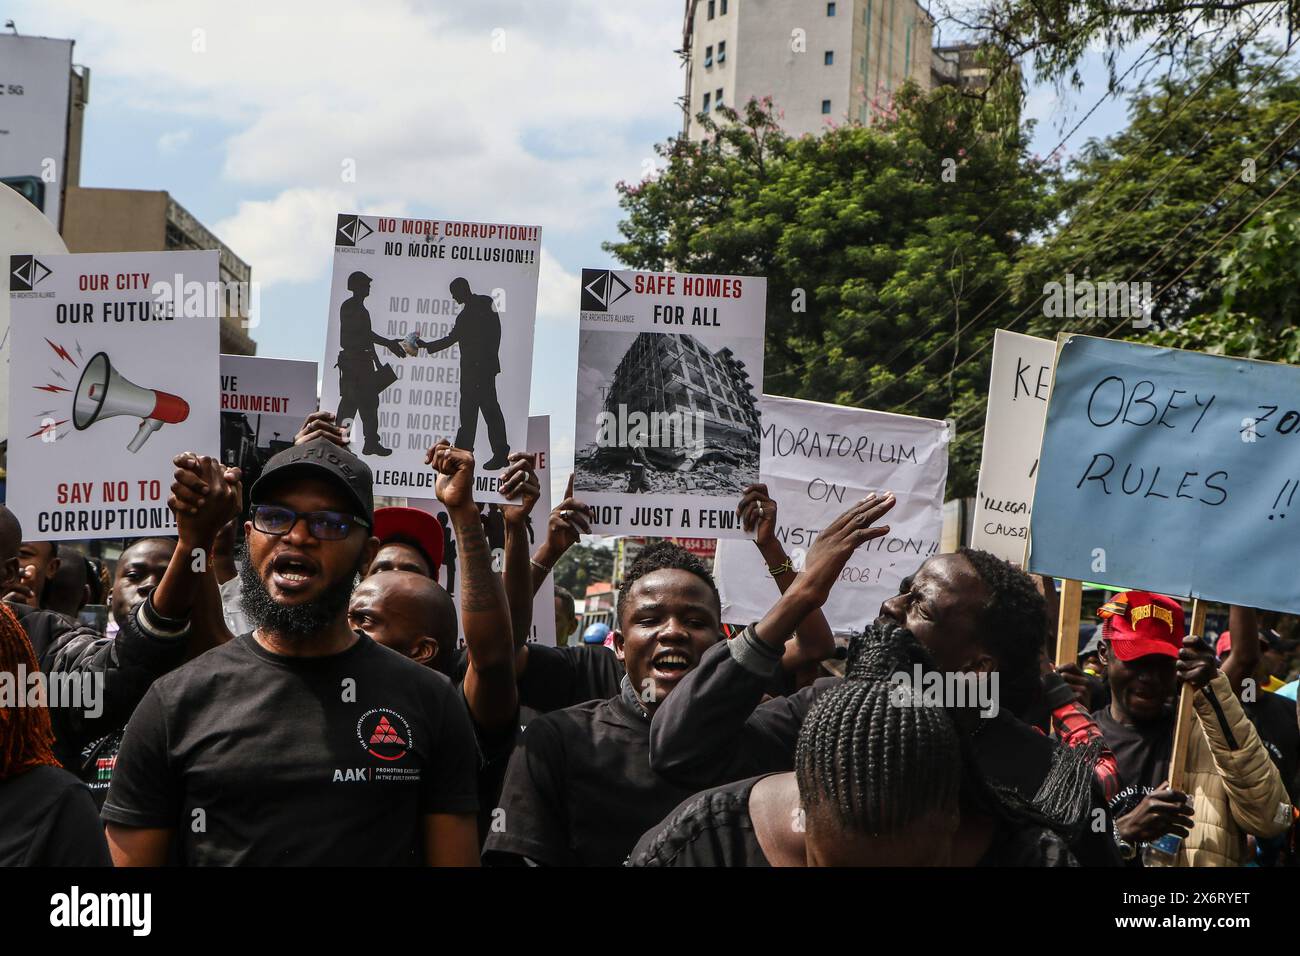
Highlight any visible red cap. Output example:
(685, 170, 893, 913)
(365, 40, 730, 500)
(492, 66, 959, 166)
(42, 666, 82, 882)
(1096, 590, 1184, 662)
(1216, 631, 1232, 658)
(372, 506, 444, 575)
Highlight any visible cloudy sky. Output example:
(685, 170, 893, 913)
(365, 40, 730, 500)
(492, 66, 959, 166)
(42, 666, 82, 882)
(9, 0, 1145, 494)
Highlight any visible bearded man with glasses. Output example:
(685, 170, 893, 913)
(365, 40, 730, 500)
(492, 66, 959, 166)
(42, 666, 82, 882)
(101, 438, 481, 866)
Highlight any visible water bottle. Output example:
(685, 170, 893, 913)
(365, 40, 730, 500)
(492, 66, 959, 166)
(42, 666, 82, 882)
(1142, 794, 1193, 867)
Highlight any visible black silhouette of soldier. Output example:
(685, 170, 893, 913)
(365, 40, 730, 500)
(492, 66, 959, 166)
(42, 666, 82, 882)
(336, 271, 405, 457)
(419, 277, 511, 468)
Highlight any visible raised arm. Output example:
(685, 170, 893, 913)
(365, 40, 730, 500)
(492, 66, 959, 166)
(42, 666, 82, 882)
(528, 474, 591, 597)
(738, 483, 836, 671)
(153, 454, 243, 623)
(429, 441, 517, 729)
(1221, 606, 1262, 700)
(499, 454, 541, 650)
(649, 494, 896, 787)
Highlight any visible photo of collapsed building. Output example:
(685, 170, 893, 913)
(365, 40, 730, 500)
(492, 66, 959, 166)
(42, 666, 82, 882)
(575, 331, 761, 496)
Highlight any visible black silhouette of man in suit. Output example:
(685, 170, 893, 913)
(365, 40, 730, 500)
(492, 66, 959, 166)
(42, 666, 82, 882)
(336, 271, 404, 457)
(421, 277, 511, 468)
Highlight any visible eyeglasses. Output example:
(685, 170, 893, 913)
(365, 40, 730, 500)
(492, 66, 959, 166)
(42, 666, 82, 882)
(250, 504, 370, 541)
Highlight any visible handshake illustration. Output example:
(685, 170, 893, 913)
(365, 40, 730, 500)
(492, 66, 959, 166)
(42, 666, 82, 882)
(400, 331, 426, 356)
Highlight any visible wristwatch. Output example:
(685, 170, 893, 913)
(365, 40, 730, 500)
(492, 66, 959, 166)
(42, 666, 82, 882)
(1113, 829, 1138, 861)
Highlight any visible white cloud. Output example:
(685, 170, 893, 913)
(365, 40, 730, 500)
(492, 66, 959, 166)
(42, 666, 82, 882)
(156, 129, 191, 153)
(213, 188, 407, 285)
(41, 0, 682, 234)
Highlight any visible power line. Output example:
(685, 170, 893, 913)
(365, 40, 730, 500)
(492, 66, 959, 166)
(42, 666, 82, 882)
(848, 3, 1288, 408)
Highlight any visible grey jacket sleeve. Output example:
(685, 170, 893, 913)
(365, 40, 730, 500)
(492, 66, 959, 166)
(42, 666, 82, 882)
(648, 629, 829, 789)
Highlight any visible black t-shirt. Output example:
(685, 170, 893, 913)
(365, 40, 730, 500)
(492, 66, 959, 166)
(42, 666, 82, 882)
(516, 644, 625, 713)
(451, 644, 624, 716)
(483, 684, 697, 866)
(1092, 706, 1174, 820)
(0, 765, 112, 866)
(102, 632, 479, 865)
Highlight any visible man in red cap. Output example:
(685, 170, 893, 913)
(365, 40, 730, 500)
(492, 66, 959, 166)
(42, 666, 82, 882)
(1093, 591, 1290, 865)
(368, 506, 445, 580)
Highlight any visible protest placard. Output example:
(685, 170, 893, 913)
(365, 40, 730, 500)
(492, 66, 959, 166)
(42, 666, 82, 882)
(409, 414, 556, 646)
(0, 184, 69, 443)
(572, 269, 767, 539)
(970, 330, 1056, 563)
(320, 214, 540, 503)
(7, 250, 220, 540)
(1028, 334, 1300, 613)
(714, 395, 948, 634)
(219, 354, 318, 493)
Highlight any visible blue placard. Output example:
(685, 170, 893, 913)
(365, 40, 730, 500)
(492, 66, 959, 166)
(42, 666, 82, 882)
(1028, 335, 1300, 613)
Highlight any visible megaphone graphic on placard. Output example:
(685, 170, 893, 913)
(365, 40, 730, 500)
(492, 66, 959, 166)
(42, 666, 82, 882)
(73, 352, 189, 453)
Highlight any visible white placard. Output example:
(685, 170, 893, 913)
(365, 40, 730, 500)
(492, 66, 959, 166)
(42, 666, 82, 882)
(219, 354, 319, 481)
(7, 251, 220, 540)
(970, 330, 1055, 563)
(715, 395, 948, 634)
(573, 268, 767, 539)
(320, 214, 540, 502)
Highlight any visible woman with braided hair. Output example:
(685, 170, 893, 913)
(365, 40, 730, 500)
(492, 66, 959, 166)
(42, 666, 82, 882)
(629, 619, 1076, 866)
(0, 602, 110, 865)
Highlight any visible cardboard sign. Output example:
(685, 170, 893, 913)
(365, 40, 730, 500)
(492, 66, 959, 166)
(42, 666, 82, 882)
(7, 250, 220, 540)
(219, 354, 319, 491)
(970, 330, 1056, 562)
(714, 395, 948, 633)
(320, 214, 540, 502)
(409, 414, 557, 646)
(572, 269, 767, 539)
(1028, 334, 1300, 612)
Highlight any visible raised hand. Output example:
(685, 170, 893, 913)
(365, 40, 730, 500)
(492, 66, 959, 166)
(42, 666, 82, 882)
(797, 492, 895, 605)
(428, 441, 476, 515)
(295, 410, 350, 447)
(499, 453, 540, 527)
(738, 483, 777, 547)
(1176, 633, 1218, 691)
(534, 475, 592, 567)
(169, 454, 242, 550)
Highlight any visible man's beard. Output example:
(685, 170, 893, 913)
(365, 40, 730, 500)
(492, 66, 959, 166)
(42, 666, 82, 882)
(238, 542, 362, 640)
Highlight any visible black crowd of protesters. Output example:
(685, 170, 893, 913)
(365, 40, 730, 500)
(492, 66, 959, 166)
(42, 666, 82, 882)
(0, 411, 1296, 867)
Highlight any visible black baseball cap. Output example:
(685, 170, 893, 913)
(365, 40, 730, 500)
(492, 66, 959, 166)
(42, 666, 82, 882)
(249, 437, 374, 524)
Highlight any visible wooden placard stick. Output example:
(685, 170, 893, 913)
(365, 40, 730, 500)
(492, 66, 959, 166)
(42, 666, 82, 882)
(1168, 599, 1208, 792)
(1054, 578, 1083, 667)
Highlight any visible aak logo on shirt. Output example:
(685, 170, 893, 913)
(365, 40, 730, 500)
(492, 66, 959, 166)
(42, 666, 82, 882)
(357, 708, 412, 761)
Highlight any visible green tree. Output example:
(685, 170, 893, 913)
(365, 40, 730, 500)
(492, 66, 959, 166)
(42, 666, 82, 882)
(605, 85, 1055, 496)
(552, 542, 614, 597)
(1147, 208, 1300, 362)
(1017, 42, 1300, 342)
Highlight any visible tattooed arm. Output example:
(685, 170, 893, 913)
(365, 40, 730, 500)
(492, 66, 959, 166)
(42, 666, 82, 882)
(429, 441, 518, 729)
(499, 455, 541, 651)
